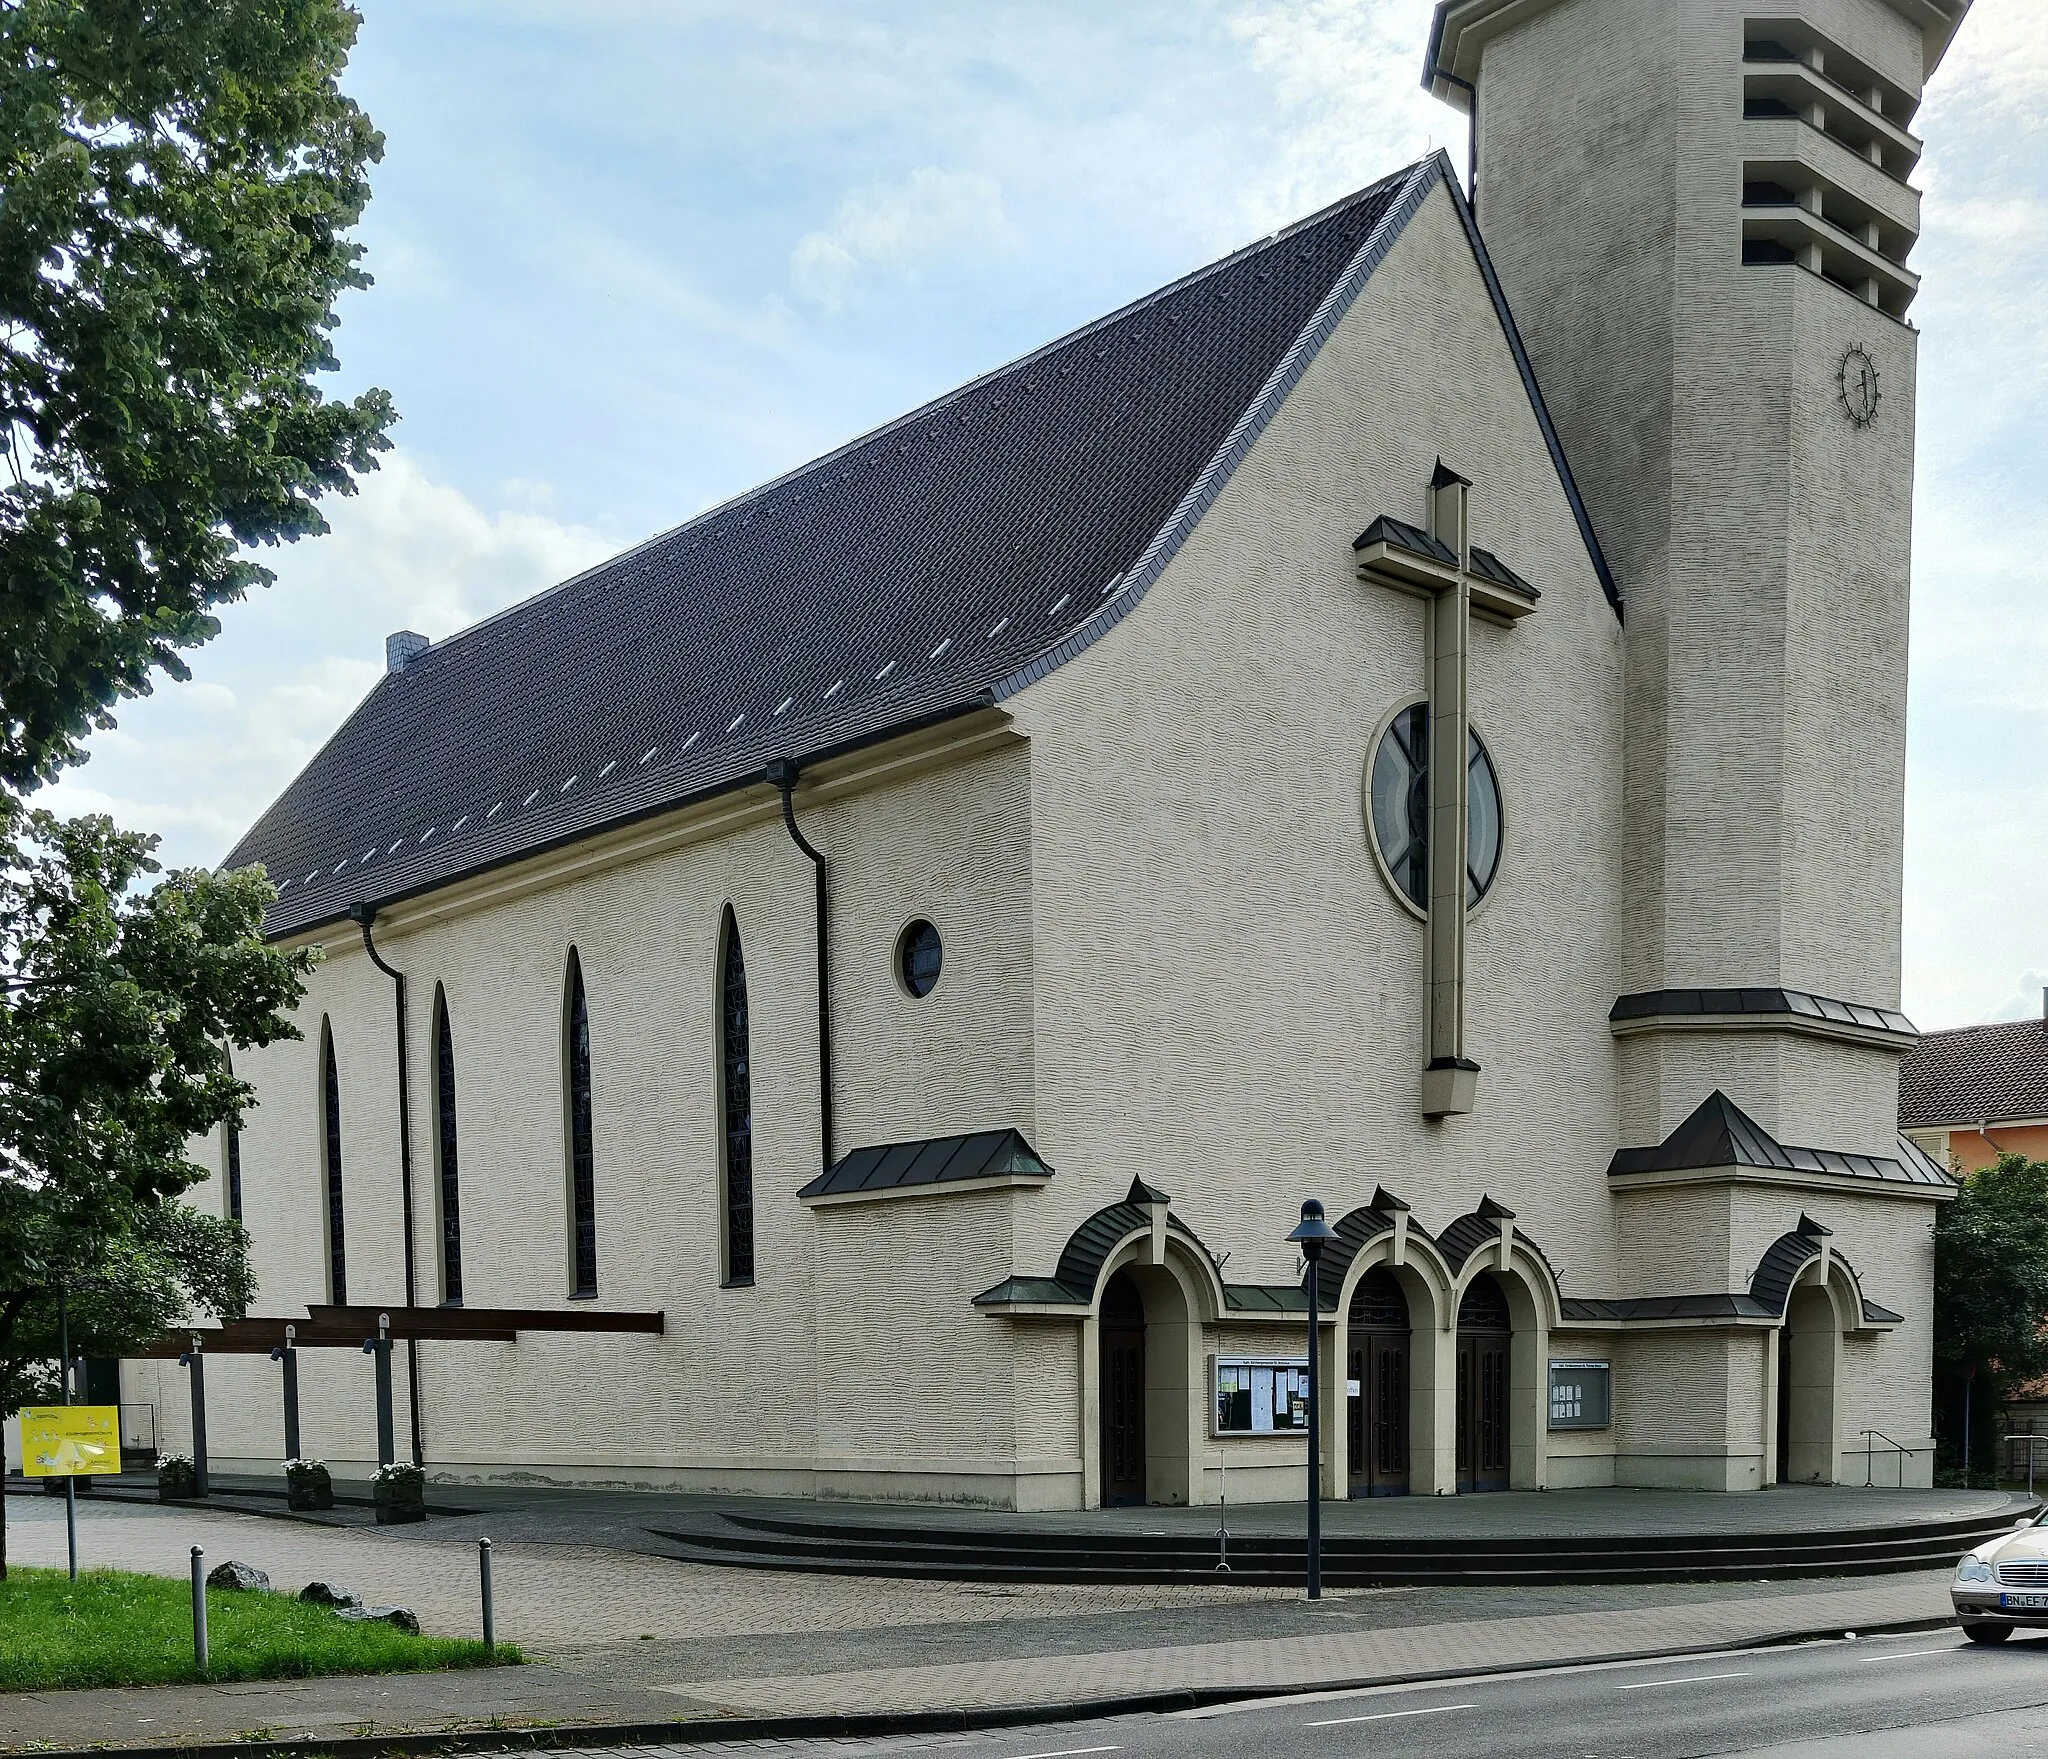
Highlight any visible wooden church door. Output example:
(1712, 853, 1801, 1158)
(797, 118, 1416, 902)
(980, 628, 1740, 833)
(1455, 1274, 1511, 1493)
(1346, 1267, 1410, 1497)
(1100, 1270, 1147, 1506)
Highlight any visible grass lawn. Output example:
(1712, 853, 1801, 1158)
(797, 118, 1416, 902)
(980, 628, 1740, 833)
(0, 1566, 517, 1691)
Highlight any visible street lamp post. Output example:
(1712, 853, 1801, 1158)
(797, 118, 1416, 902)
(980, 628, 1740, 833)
(1287, 1198, 1336, 1600)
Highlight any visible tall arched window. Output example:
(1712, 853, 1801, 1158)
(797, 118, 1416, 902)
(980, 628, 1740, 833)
(719, 913, 755, 1286)
(564, 951, 598, 1296)
(320, 1023, 347, 1303)
(433, 987, 464, 1305)
(223, 1049, 244, 1225)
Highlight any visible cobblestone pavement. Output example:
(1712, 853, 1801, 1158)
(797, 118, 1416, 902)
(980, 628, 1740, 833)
(3, 1494, 1281, 1645)
(656, 1571, 1955, 1716)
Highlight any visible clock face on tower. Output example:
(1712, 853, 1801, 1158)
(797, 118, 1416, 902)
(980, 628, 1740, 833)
(1839, 346, 1881, 428)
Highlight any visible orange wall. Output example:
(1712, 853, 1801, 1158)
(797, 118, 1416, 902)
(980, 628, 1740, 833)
(1947, 1123, 2048, 1176)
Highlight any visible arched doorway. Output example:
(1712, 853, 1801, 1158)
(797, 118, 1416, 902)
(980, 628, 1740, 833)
(1347, 1266, 1410, 1497)
(1456, 1274, 1511, 1493)
(1777, 1281, 1839, 1484)
(1100, 1270, 1146, 1505)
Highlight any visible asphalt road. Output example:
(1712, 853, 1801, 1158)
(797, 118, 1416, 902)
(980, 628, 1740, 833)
(673, 1627, 2048, 1759)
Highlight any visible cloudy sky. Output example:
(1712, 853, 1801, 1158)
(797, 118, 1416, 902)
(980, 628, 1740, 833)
(39, 0, 2048, 1031)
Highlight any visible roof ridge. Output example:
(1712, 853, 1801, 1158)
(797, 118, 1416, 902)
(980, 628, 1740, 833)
(418, 163, 1427, 668)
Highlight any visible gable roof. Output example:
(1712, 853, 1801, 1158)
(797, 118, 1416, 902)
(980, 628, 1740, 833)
(1901, 1017, 2048, 1128)
(1610, 1090, 1955, 1191)
(230, 152, 1617, 940)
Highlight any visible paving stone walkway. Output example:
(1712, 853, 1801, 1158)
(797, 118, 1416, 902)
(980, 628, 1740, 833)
(0, 1491, 1969, 1752)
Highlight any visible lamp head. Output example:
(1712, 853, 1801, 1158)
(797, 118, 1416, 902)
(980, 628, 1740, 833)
(1287, 1197, 1336, 1260)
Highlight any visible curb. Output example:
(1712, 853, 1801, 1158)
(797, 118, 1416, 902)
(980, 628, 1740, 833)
(0, 1611, 1960, 1759)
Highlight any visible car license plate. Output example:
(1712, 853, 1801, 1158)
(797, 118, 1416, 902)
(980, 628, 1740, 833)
(2000, 1593, 2048, 1610)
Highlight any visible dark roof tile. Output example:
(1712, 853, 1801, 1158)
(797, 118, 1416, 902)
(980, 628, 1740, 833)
(1900, 1017, 2048, 1127)
(233, 167, 1424, 937)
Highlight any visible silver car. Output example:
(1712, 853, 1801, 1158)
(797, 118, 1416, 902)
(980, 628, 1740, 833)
(1953, 1505, 2048, 1642)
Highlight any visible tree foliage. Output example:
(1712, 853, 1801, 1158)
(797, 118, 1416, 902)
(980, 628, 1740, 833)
(0, 0, 394, 789)
(1934, 1151, 2048, 1392)
(0, 807, 311, 1569)
(0, 807, 311, 1574)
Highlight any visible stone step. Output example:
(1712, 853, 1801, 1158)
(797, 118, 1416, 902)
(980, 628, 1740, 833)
(641, 1504, 2032, 1587)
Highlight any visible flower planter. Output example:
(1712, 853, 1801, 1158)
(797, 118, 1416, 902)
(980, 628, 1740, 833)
(371, 1463, 426, 1525)
(157, 1460, 198, 1501)
(285, 1461, 334, 1511)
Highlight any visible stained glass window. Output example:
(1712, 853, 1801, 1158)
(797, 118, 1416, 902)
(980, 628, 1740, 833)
(322, 1027, 347, 1304)
(1369, 704, 1503, 910)
(721, 919, 754, 1285)
(565, 953, 597, 1296)
(435, 991, 464, 1305)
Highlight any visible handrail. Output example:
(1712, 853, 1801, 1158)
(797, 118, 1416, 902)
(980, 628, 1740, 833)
(1861, 1428, 1909, 1488)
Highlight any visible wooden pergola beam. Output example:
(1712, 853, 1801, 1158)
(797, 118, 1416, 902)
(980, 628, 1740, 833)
(306, 1304, 665, 1337)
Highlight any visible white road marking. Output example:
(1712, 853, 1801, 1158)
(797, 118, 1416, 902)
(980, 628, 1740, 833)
(1004, 1748, 1121, 1759)
(1848, 1645, 1963, 1663)
(1617, 1671, 1752, 1690)
(1307, 1702, 1477, 1727)
(1176, 1630, 1909, 1720)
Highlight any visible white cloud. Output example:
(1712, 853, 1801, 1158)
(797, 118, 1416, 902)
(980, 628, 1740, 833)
(1922, 0, 2048, 132)
(1225, 0, 1444, 229)
(41, 452, 619, 870)
(790, 166, 1018, 310)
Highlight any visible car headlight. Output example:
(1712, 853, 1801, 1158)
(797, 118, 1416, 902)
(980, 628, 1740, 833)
(1957, 1554, 1995, 1583)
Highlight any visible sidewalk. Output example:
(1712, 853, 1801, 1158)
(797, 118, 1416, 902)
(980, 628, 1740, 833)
(0, 1571, 1956, 1752)
(0, 1494, 1961, 1753)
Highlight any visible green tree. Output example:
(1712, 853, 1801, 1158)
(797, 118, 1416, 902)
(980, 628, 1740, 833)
(0, 808, 311, 1577)
(1934, 1151, 2048, 1476)
(0, 1, 383, 1574)
(1, 0, 394, 788)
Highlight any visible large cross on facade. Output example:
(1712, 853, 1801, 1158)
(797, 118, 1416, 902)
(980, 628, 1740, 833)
(1354, 463, 1539, 1118)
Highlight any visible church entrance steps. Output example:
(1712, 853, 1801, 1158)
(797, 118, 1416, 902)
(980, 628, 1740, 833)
(644, 1494, 2037, 1589)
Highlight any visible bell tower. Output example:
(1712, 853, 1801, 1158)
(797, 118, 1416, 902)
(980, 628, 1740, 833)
(1426, 0, 1970, 1161)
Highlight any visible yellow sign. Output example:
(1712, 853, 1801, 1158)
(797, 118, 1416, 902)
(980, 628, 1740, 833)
(20, 1405, 122, 1478)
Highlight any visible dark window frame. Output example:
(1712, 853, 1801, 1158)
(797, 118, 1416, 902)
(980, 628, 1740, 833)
(898, 919, 943, 998)
(719, 911, 755, 1287)
(223, 1050, 243, 1225)
(1368, 701, 1505, 913)
(433, 986, 465, 1306)
(564, 951, 598, 1297)
(320, 1023, 347, 1304)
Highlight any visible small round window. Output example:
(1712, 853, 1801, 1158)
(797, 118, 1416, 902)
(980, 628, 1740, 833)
(898, 920, 943, 998)
(1368, 703, 1502, 912)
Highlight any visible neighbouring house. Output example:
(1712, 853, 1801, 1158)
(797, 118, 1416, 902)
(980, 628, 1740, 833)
(1900, 1003, 2048, 1176)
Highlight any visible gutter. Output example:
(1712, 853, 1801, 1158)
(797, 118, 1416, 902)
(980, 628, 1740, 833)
(762, 758, 833, 1178)
(348, 902, 426, 1468)
(1436, 68, 1479, 215)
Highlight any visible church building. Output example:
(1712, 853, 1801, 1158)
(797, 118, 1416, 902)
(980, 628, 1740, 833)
(130, 0, 1971, 1505)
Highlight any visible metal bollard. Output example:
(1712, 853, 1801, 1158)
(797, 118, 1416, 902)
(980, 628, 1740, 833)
(479, 1537, 495, 1658)
(190, 1546, 209, 1674)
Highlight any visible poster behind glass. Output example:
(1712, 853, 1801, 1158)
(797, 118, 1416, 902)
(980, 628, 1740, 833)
(1214, 1357, 1311, 1434)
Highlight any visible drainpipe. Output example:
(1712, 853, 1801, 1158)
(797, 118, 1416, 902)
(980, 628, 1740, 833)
(349, 901, 425, 1468)
(762, 759, 833, 1178)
